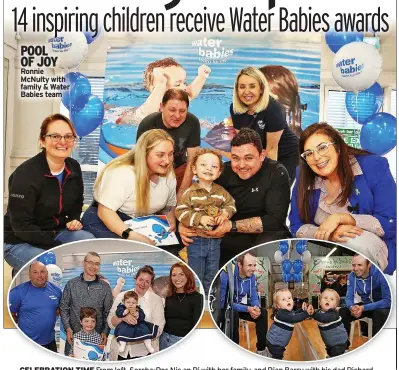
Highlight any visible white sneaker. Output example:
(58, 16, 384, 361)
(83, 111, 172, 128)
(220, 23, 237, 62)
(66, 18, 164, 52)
(256, 348, 272, 357)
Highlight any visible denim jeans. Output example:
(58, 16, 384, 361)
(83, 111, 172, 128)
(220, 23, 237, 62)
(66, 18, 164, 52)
(4, 229, 94, 271)
(82, 205, 131, 238)
(159, 332, 182, 350)
(187, 237, 221, 296)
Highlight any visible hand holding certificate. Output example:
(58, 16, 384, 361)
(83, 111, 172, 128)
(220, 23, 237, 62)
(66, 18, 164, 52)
(124, 215, 179, 246)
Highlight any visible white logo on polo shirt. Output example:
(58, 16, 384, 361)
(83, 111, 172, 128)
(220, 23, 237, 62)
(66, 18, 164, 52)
(257, 120, 265, 129)
(48, 295, 58, 300)
(251, 187, 259, 192)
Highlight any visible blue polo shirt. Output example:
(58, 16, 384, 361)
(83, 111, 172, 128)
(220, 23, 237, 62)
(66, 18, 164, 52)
(9, 281, 62, 345)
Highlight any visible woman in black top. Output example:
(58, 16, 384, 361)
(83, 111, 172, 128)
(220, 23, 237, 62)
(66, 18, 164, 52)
(4, 114, 94, 272)
(230, 67, 299, 185)
(159, 262, 204, 350)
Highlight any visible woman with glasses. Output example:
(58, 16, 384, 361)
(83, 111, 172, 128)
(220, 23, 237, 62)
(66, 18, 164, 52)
(107, 265, 165, 360)
(289, 123, 396, 274)
(82, 129, 182, 255)
(230, 67, 299, 185)
(4, 114, 94, 272)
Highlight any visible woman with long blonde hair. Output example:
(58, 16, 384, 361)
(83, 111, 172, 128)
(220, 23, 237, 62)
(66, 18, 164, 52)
(230, 66, 299, 185)
(82, 129, 182, 253)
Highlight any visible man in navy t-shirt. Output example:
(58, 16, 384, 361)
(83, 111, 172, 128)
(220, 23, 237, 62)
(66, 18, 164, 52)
(9, 261, 62, 352)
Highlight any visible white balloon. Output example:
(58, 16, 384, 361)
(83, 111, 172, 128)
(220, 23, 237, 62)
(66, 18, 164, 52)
(274, 250, 283, 264)
(46, 264, 63, 287)
(332, 41, 382, 94)
(302, 250, 312, 264)
(46, 32, 88, 70)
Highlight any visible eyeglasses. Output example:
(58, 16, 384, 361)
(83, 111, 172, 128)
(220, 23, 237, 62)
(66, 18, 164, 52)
(84, 260, 101, 267)
(43, 134, 77, 143)
(300, 142, 336, 161)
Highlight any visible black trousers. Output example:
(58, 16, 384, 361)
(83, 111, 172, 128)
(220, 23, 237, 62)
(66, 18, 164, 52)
(42, 339, 57, 353)
(266, 340, 285, 359)
(339, 306, 390, 338)
(326, 343, 347, 357)
(279, 153, 299, 187)
(220, 229, 291, 268)
(232, 308, 267, 351)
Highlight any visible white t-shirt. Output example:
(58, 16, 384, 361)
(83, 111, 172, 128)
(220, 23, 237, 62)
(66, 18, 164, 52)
(95, 165, 177, 217)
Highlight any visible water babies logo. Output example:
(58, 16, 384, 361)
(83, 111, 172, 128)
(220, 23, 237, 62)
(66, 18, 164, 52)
(336, 57, 364, 78)
(48, 36, 72, 53)
(192, 37, 234, 64)
(113, 259, 141, 275)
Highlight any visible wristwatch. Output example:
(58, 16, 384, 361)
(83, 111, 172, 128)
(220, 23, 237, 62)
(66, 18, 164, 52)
(121, 228, 132, 239)
(230, 220, 238, 232)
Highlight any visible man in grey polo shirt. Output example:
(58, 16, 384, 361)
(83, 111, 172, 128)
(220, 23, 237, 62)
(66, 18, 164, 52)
(60, 251, 113, 354)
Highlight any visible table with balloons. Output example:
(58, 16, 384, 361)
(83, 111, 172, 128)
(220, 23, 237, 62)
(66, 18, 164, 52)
(326, 29, 396, 156)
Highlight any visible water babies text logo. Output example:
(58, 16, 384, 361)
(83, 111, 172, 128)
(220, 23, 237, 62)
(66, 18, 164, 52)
(336, 57, 364, 77)
(192, 37, 234, 64)
(113, 259, 140, 275)
(48, 37, 72, 52)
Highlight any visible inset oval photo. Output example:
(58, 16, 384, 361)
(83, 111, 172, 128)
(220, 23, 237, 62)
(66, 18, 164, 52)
(7, 239, 205, 361)
(209, 239, 392, 361)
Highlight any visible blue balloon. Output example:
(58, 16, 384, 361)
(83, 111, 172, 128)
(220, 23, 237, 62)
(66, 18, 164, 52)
(62, 73, 91, 111)
(296, 240, 307, 255)
(279, 240, 289, 255)
(293, 259, 303, 274)
(282, 273, 291, 283)
(61, 72, 79, 109)
(294, 272, 303, 283)
(282, 259, 293, 274)
(71, 96, 105, 137)
(84, 25, 102, 44)
(325, 30, 364, 53)
(345, 83, 383, 124)
(37, 252, 56, 265)
(70, 75, 91, 110)
(360, 113, 397, 155)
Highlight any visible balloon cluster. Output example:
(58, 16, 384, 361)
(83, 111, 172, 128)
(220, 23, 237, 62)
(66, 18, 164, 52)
(46, 30, 104, 138)
(325, 31, 396, 156)
(36, 252, 63, 287)
(274, 241, 311, 284)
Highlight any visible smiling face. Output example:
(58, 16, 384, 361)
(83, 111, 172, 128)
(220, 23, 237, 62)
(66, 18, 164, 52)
(80, 317, 96, 333)
(276, 290, 294, 311)
(192, 153, 222, 183)
(171, 267, 188, 293)
(238, 254, 257, 278)
(237, 74, 262, 109)
(160, 99, 188, 129)
(124, 297, 138, 311)
(29, 262, 48, 288)
(303, 133, 339, 179)
(40, 120, 75, 160)
(320, 290, 339, 312)
(352, 255, 371, 279)
(83, 255, 101, 279)
(135, 272, 153, 296)
(231, 143, 264, 180)
(146, 139, 174, 176)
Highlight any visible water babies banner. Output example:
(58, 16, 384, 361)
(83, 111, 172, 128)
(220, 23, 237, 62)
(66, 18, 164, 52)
(100, 33, 321, 164)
